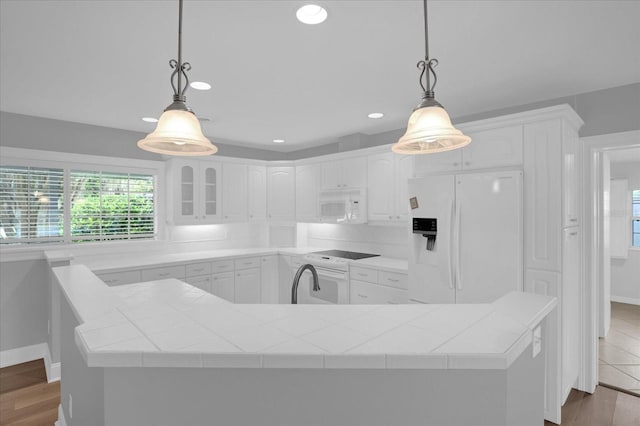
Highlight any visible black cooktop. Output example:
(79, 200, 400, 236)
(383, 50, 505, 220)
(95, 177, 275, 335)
(311, 250, 380, 260)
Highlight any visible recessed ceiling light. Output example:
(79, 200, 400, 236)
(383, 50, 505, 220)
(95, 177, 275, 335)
(273, 139, 285, 143)
(368, 112, 384, 119)
(190, 81, 211, 90)
(296, 5, 328, 25)
(142, 117, 158, 123)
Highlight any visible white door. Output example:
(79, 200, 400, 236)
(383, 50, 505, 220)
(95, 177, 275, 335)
(295, 164, 320, 221)
(562, 227, 581, 400)
(408, 176, 455, 304)
(267, 167, 295, 221)
(211, 271, 234, 302)
(367, 153, 394, 221)
(201, 164, 221, 222)
(260, 255, 279, 303)
(455, 171, 523, 303)
(394, 155, 414, 221)
(235, 268, 261, 303)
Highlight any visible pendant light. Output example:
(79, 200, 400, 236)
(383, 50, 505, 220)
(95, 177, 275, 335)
(138, 0, 217, 156)
(392, 0, 470, 155)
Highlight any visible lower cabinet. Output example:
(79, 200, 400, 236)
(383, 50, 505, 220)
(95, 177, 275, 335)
(350, 280, 408, 304)
(97, 270, 141, 286)
(235, 267, 261, 303)
(185, 275, 212, 293)
(260, 255, 279, 303)
(278, 255, 294, 303)
(211, 271, 235, 302)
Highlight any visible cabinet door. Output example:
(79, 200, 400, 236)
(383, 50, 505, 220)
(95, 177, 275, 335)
(320, 161, 341, 189)
(185, 275, 212, 293)
(222, 163, 247, 222)
(201, 163, 221, 222)
(261, 255, 279, 303)
(235, 267, 261, 303)
(295, 164, 320, 222)
(278, 255, 293, 303)
(413, 149, 462, 175)
(462, 125, 523, 170)
(247, 165, 267, 222)
(173, 161, 199, 224)
(394, 154, 414, 221)
(524, 119, 562, 272)
(562, 129, 580, 227)
(367, 152, 395, 221)
(562, 228, 581, 400)
(267, 167, 295, 221)
(341, 157, 367, 188)
(211, 271, 234, 302)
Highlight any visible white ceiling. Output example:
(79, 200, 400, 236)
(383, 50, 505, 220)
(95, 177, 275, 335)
(608, 147, 640, 164)
(1, 1, 639, 153)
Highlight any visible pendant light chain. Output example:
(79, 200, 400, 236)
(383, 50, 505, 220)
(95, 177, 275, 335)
(417, 0, 438, 98)
(169, 0, 191, 104)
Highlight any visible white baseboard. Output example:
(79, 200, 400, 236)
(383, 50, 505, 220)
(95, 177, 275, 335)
(55, 404, 67, 426)
(0, 342, 60, 382)
(610, 295, 640, 306)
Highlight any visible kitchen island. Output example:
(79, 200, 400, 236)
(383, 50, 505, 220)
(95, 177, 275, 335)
(53, 264, 556, 426)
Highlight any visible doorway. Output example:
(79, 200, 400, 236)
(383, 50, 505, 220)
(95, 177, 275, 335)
(581, 130, 640, 395)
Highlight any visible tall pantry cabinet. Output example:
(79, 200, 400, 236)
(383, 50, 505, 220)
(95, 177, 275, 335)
(522, 106, 583, 424)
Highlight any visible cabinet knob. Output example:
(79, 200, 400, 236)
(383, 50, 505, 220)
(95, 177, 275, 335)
(203, 216, 206, 219)
(396, 215, 400, 219)
(195, 216, 199, 219)
(453, 163, 459, 166)
(465, 161, 470, 166)
(388, 215, 393, 219)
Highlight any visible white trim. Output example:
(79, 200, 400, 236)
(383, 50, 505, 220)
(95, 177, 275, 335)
(610, 295, 640, 306)
(55, 404, 67, 426)
(0, 343, 61, 382)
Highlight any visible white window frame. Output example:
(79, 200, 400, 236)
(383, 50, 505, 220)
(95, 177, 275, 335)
(632, 188, 640, 248)
(0, 147, 166, 253)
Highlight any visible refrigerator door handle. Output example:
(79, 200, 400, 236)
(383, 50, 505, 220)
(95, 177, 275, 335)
(455, 201, 463, 291)
(448, 199, 455, 289)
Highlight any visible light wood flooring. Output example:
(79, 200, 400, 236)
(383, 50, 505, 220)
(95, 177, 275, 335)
(1, 358, 638, 425)
(600, 302, 640, 395)
(0, 359, 59, 425)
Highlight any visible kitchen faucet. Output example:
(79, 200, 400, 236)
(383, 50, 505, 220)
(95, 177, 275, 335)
(291, 264, 320, 304)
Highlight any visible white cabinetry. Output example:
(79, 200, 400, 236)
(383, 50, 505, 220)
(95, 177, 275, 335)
(348, 266, 408, 304)
(295, 164, 320, 222)
(267, 166, 295, 221)
(278, 255, 293, 303)
(414, 125, 523, 175)
(321, 157, 366, 189)
(260, 255, 279, 303)
(141, 265, 186, 281)
(97, 270, 141, 286)
(167, 159, 221, 224)
(247, 165, 267, 222)
(235, 267, 261, 303)
(222, 163, 247, 222)
(562, 128, 580, 227)
(211, 271, 234, 302)
(367, 152, 414, 222)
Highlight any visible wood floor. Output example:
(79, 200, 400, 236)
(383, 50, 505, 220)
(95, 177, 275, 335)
(1, 359, 638, 425)
(0, 359, 59, 425)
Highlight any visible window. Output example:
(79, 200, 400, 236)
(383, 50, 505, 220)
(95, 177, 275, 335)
(70, 171, 155, 242)
(633, 189, 640, 247)
(0, 163, 156, 245)
(0, 166, 64, 244)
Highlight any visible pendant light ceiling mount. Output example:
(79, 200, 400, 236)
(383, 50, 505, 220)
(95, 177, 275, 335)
(392, 0, 471, 155)
(138, 0, 217, 156)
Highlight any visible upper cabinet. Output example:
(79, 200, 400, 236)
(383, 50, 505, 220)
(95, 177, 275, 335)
(295, 163, 321, 222)
(562, 128, 580, 227)
(321, 157, 366, 189)
(222, 163, 247, 222)
(367, 152, 414, 222)
(247, 165, 267, 222)
(414, 125, 523, 175)
(267, 166, 295, 221)
(167, 159, 221, 225)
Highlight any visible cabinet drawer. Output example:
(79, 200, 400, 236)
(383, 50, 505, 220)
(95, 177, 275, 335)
(211, 260, 234, 273)
(350, 266, 377, 283)
(186, 262, 212, 277)
(141, 265, 185, 281)
(185, 275, 212, 292)
(235, 257, 261, 270)
(350, 280, 408, 305)
(97, 270, 141, 286)
(378, 271, 408, 290)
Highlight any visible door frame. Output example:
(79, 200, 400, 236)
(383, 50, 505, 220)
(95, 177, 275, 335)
(579, 130, 640, 393)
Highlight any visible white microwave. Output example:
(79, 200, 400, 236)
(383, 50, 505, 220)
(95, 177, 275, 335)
(318, 188, 367, 224)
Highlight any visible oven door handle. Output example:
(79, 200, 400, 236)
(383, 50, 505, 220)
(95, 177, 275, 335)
(315, 269, 347, 280)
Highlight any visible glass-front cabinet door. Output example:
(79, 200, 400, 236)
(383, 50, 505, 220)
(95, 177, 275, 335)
(203, 166, 218, 220)
(180, 165, 195, 218)
(170, 159, 221, 224)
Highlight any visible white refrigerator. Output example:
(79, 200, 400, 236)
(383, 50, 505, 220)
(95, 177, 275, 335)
(408, 170, 523, 304)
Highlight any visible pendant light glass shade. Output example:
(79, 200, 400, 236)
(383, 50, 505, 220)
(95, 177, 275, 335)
(138, 109, 217, 156)
(392, 106, 470, 154)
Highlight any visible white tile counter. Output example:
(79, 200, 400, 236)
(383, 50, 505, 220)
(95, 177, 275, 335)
(54, 264, 554, 371)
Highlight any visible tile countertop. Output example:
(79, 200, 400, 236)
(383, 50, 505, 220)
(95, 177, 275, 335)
(53, 264, 556, 371)
(55, 247, 409, 274)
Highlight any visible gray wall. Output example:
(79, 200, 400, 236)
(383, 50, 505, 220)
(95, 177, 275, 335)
(2, 83, 639, 162)
(0, 259, 49, 352)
